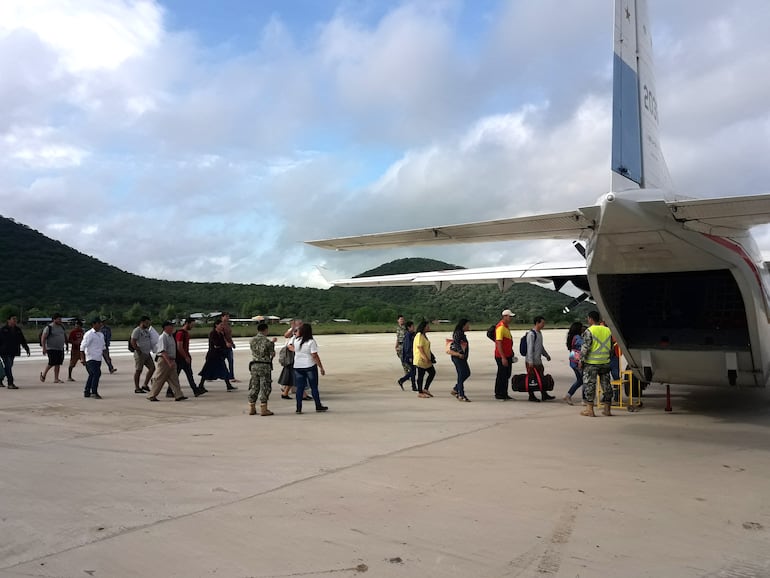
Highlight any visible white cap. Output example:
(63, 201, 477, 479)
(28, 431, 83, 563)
(502, 309, 515, 317)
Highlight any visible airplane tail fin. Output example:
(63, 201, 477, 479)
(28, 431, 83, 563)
(611, 0, 673, 192)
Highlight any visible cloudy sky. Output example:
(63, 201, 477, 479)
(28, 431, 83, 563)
(2, 0, 770, 288)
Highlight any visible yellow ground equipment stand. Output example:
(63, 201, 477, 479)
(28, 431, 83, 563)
(597, 370, 643, 411)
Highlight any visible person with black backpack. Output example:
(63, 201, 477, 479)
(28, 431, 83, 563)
(492, 309, 516, 400)
(524, 316, 554, 402)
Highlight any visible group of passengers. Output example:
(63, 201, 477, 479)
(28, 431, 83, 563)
(394, 309, 619, 417)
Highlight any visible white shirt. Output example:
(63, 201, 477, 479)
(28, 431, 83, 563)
(157, 332, 177, 359)
(81, 328, 106, 362)
(291, 336, 318, 369)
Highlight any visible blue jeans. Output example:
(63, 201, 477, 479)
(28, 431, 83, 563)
(451, 357, 471, 397)
(1, 355, 15, 386)
(294, 366, 322, 412)
(610, 356, 620, 381)
(85, 360, 102, 395)
(567, 365, 583, 397)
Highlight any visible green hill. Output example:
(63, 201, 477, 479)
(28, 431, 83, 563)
(0, 215, 587, 325)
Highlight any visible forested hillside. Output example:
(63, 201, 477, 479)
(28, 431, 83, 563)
(0, 215, 587, 324)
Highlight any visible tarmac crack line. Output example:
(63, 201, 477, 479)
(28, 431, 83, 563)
(1, 418, 511, 573)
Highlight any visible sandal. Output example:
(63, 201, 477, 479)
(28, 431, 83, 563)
(417, 392, 430, 398)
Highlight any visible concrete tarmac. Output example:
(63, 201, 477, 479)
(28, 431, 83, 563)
(1, 329, 769, 577)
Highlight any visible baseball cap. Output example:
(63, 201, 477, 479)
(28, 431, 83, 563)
(502, 309, 515, 317)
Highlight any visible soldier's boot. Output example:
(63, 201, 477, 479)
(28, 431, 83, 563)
(602, 403, 612, 416)
(248, 402, 257, 416)
(580, 402, 595, 417)
(260, 403, 274, 416)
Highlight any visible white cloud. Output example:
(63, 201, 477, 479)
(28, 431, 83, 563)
(0, 0, 163, 73)
(0, 0, 768, 290)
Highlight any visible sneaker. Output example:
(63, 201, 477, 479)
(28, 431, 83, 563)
(141, 385, 150, 393)
(542, 392, 556, 401)
(226, 385, 238, 391)
(147, 396, 159, 402)
(165, 389, 175, 398)
(450, 389, 458, 397)
(563, 394, 574, 405)
(84, 392, 91, 398)
(315, 406, 328, 412)
(67, 378, 76, 382)
(7, 384, 19, 390)
(92, 393, 103, 399)
(134, 388, 144, 394)
(109, 368, 117, 374)
(528, 394, 541, 403)
(175, 396, 188, 401)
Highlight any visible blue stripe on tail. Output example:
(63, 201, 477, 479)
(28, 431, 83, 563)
(611, 53, 642, 185)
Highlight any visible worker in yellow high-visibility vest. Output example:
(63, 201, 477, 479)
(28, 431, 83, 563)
(578, 310, 613, 417)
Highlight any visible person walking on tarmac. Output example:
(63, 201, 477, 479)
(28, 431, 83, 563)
(578, 310, 613, 417)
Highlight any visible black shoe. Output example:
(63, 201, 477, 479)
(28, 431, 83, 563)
(84, 392, 91, 398)
(411, 386, 417, 392)
(175, 396, 188, 401)
(193, 388, 205, 397)
(281, 394, 292, 399)
(528, 394, 541, 402)
(134, 388, 144, 394)
(226, 385, 238, 391)
(147, 396, 159, 402)
(542, 392, 555, 401)
(200, 387, 208, 394)
(165, 389, 175, 398)
(295, 409, 302, 414)
(141, 385, 150, 393)
(93, 393, 103, 399)
(315, 406, 328, 412)
(397, 379, 404, 391)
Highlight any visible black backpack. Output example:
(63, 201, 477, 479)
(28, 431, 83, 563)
(486, 324, 497, 341)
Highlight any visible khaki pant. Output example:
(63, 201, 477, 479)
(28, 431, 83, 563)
(149, 358, 182, 398)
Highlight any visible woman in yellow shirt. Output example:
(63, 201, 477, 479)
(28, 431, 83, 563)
(413, 320, 435, 398)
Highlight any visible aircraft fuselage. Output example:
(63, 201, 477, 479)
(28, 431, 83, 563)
(587, 191, 770, 387)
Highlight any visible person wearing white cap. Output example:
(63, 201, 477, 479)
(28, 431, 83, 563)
(493, 309, 516, 400)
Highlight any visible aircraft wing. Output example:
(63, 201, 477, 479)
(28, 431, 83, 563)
(668, 193, 770, 232)
(328, 260, 588, 294)
(307, 210, 594, 251)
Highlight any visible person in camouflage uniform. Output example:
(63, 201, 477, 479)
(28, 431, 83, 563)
(578, 310, 613, 417)
(248, 323, 276, 416)
(395, 316, 410, 381)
